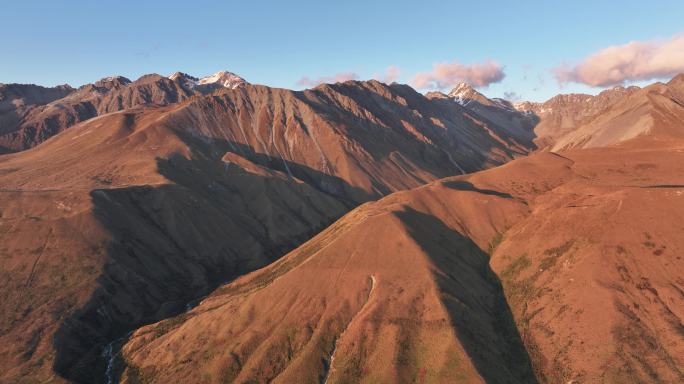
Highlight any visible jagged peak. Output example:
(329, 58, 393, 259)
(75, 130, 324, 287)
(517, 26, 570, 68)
(448, 82, 491, 107)
(449, 82, 475, 96)
(169, 72, 199, 82)
(93, 76, 131, 88)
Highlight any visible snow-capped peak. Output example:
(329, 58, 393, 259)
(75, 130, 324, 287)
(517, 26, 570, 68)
(169, 72, 199, 89)
(450, 82, 474, 97)
(448, 82, 480, 106)
(168, 70, 247, 90)
(169, 72, 198, 82)
(94, 76, 132, 89)
(197, 71, 246, 89)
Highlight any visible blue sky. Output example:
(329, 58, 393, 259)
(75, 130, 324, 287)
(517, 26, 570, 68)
(3, 0, 683, 101)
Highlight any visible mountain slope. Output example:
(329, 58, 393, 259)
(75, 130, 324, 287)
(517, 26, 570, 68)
(449, 75, 684, 151)
(0, 79, 532, 383)
(0, 83, 75, 152)
(517, 85, 641, 147)
(159, 80, 534, 198)
(119, 139, 684, 383)
(119, 152, 552, 383)
(0, 106, 348, 383)
(440, 82, 643, 149)
(428, 83, 538, 149)
(550, 74, 684, 150)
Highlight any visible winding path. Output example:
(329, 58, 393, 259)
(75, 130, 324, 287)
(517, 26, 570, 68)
(323, 274, 376, 384)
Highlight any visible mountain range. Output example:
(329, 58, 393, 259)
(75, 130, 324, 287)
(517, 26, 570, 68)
(1, 71, 683, 383)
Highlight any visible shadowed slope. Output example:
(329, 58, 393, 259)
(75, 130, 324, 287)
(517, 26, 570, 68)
(159, 80, 534, 198)
(0, 113, 349, 382)
(394, 207, 537, 383)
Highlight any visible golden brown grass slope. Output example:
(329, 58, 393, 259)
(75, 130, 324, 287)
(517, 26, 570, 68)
(120, 136, 684, 383)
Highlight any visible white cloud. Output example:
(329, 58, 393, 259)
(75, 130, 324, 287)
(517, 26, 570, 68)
(554, 34, 684, 87)
(410, 60, 505, 90)
(374, 65, 401, 83)
(296, 71, 359, 87)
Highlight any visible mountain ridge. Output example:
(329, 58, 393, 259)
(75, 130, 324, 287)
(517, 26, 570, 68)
(0, 71, 248, 152)
(1, 72, 684, 383)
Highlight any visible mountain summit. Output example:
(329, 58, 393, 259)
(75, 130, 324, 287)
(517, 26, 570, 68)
(448, 82, 484, 105)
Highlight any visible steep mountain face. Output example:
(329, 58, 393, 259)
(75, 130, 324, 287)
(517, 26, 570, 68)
(0, 80, 533, 383)
(428, 83, 538, 149)
(549, 75, 684, 150)
(514, 86, 641, 146)
(0, 71, 248, 152)
(0, 83, 75, 151)
(119, 137, 684, 383)
(161, 80, 536, 199)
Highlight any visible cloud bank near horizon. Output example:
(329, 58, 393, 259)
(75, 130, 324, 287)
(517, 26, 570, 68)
(554, 34, 684, 87)
(375, 65, 401, 84)
(297, 66, 402, 88)
(296, 33, 684, 94)
(296, 71, 359, 87)
(296, 60, 505, 91)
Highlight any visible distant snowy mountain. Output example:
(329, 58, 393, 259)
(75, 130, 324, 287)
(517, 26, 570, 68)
(169, 70, 247, 91)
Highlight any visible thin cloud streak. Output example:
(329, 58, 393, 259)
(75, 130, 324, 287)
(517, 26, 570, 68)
(297, 71, 359, 87)
(374, 65, 401, 83)
(554, 33, 684, 87)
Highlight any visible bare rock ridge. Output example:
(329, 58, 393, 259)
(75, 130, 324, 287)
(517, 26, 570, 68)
(0, 76, 533, 383)
(0, 71, 248, 152)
